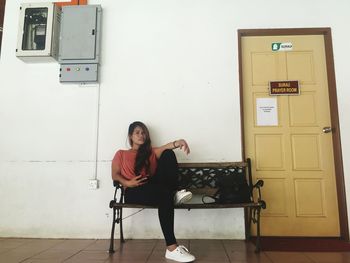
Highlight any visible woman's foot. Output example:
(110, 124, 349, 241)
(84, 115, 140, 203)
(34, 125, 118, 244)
(165, 245, 195, 262)
(174, 190, 192, 205)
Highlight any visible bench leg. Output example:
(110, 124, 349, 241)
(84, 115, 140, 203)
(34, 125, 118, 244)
(255, 207, 261, 253)
(246, 207, 252, 240)
(119, 207, 125, 243)
(109, 207, 117, 253)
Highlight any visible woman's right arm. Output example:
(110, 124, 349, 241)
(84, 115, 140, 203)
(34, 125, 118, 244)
(111, 161, 129, 187)
(111, 161, 147, 188)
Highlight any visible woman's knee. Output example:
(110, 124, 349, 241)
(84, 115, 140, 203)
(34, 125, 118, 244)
(159, 149, 176, 162)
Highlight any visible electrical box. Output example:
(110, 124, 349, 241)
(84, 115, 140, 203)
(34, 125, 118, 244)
(16, 2, 61, 62)
(58, 5, 102, 83)
(59, 64, 98, 82)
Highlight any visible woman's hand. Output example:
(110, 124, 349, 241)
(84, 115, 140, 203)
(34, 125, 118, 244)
(154, 139, 191, 158)
(174, 139, 190, 155)
(125, 175, 148, 188)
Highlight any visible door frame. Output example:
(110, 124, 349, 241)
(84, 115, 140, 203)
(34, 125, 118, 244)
(0, 0, 6, 53)
(238, 28, 348, 240)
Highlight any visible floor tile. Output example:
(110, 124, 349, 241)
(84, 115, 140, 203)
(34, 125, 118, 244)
(265, 251, 314, 263)
(304, 252, 350, 263)
(66, 250, 112, 261)
(31, 248, 79, 261)
(0, 238, 33, 249)
(0, 250, 42, 263)
(85, 239, 119, 252)
(22, 260, 62, 263)
(50, 239, 96, 250)
(0, 247, 11, 254)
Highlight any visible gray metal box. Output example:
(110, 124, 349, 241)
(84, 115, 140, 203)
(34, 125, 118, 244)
(59, 64, 98, 83)
(58, 5, 102, 64)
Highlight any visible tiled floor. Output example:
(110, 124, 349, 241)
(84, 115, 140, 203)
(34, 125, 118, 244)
(0, 238, 350, 263)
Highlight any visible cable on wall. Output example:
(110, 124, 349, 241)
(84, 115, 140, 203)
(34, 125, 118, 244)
(93, 83, 101, 181)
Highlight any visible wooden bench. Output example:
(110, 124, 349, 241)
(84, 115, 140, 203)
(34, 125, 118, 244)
(108, 158, 266, 253)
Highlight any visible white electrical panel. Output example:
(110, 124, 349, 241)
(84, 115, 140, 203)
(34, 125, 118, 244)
(16, 2, 61, 62)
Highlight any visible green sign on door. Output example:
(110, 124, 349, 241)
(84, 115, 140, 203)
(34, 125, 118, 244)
(272, 42, 293, 51)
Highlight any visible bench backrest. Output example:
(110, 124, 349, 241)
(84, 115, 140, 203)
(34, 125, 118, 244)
(112, 159, 253, 200)
(177, 159, 252, 196)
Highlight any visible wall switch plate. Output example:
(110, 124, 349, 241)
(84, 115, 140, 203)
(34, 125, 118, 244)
(89, 179, 99, 190)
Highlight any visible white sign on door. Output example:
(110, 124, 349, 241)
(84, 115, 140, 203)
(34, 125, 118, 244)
(256, 98, 278, 126)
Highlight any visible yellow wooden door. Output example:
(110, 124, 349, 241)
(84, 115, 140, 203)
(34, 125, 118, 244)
(242, 35, 340, 236)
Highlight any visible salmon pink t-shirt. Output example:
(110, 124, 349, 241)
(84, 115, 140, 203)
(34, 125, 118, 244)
(112, 149, 158, 180)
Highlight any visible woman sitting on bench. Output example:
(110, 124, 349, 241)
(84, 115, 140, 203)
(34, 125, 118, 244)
(111, 121, 195, 263)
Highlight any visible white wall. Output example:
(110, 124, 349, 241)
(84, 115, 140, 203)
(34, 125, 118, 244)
(0, 0, 349, 240)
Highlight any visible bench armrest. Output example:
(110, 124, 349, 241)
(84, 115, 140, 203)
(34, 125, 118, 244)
(111, 180, 124, 205)
(252, 179, 266, 209)
(113, 180, 122, 188)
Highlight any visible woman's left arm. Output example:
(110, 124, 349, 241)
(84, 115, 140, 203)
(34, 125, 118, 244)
(154, 139, 190, 158)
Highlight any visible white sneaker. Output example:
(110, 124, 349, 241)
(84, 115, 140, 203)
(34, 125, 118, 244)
(174, 190, 192, 205)
(165, 245, 195, 262)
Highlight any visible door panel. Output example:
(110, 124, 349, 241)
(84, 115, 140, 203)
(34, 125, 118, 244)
(242, 35, 340, 236)
(289, 92, 317, 126)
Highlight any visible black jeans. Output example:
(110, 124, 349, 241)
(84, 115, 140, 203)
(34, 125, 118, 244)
(125, 149, 179, 246)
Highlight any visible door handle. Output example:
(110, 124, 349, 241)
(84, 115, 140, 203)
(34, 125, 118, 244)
(322, 127, 332, 133)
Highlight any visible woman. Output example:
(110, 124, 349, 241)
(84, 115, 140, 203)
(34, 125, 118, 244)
(111, 121, 196, 262)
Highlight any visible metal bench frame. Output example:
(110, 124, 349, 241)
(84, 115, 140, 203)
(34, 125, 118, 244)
(109, 158, 266, 253)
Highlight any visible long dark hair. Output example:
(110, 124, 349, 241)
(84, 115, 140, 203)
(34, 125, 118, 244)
(128, 121, 152, 175)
